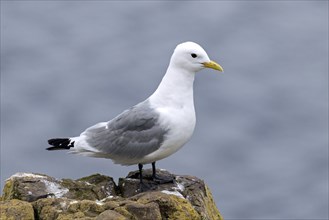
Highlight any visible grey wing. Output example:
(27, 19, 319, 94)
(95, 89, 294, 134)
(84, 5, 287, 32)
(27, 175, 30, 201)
(82, 101, 168, 162)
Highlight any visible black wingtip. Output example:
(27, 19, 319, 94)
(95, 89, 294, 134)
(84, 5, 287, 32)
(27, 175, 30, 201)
(46, 146, 65, 151)
(47, 138, 74, 150)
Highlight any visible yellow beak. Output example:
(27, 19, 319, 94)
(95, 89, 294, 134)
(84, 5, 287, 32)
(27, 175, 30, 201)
(202, 60, 224, 72)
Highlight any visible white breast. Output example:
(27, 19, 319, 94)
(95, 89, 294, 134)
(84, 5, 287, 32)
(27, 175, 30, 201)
(142, 103, 196, 163)
(139, 62, 197, 164)
(142, 82, 196, 162)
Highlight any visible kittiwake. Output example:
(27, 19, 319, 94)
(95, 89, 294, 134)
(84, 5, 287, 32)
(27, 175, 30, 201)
(47, 41, 223, 189)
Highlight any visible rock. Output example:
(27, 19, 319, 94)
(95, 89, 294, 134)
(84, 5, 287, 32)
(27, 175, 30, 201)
(118, 169, 176, 198)
(1, 173, 117, 202)
(119, 169, 222, 220)
(0, 199, 34, 220)
(132, 192, 199, 219)
(96, 210, 126, 220)
(33, 198, 119, 219)
(62, 173, 117, 200)
(1, 170, 223, 220)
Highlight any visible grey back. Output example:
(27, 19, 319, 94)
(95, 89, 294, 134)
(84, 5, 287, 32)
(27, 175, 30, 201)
(83, 100, 168, 162)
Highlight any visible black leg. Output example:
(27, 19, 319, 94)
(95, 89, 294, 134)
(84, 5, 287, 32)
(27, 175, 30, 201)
(151, 161, 174, 184)
(152, 161, 157, 179)
(138, 163, 143, 184)
(138, 163, 151, 192)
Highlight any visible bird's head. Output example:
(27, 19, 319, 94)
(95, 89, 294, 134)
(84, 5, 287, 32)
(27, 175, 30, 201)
(170, 41, 223, 73)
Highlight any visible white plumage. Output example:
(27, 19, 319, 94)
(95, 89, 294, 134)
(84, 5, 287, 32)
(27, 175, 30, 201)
(47, 41, 223, 185)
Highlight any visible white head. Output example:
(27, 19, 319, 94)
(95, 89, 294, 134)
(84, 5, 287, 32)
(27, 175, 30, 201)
(169, 41, 223, 73)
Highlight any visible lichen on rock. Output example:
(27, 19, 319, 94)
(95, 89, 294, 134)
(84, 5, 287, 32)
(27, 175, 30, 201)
(0, 199, 35, 220)
(1, 170, 223, 220)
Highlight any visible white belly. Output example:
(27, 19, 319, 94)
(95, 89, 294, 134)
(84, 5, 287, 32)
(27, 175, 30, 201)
(143, 68, 197, 164)
(142, 104, 196, 164)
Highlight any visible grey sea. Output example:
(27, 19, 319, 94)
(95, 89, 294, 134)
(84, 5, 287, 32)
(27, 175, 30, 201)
(1, 1, 328, 219)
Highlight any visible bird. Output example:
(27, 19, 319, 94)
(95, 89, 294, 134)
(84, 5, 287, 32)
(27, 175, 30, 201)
(47, 41, 223, 190)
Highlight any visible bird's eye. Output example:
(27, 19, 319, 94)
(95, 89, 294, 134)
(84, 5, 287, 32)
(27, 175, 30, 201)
(191, 53, 197, 58)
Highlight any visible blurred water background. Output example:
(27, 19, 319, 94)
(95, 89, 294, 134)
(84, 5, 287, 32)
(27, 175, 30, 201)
(1, 1, 328, 219)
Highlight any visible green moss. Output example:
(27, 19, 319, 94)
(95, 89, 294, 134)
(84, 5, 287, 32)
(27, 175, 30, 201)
(160, 196, 200, 220)
(102, 200, 120, 210)
(60, 179, 98, 200)
(97, 210, 127, 220)
(77, 173, 110, 183)
(79, 200, 106, 216)
(57, 211, 88, 220)
(203, 185, 223, 220)
(114, 206, 134, 219)
(33, 198, 108, 219)
(135, 192, 200, 220)
(33, 198, 61, 220)
(0, 199, 34, 220)
(1, 179, 15, 201)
